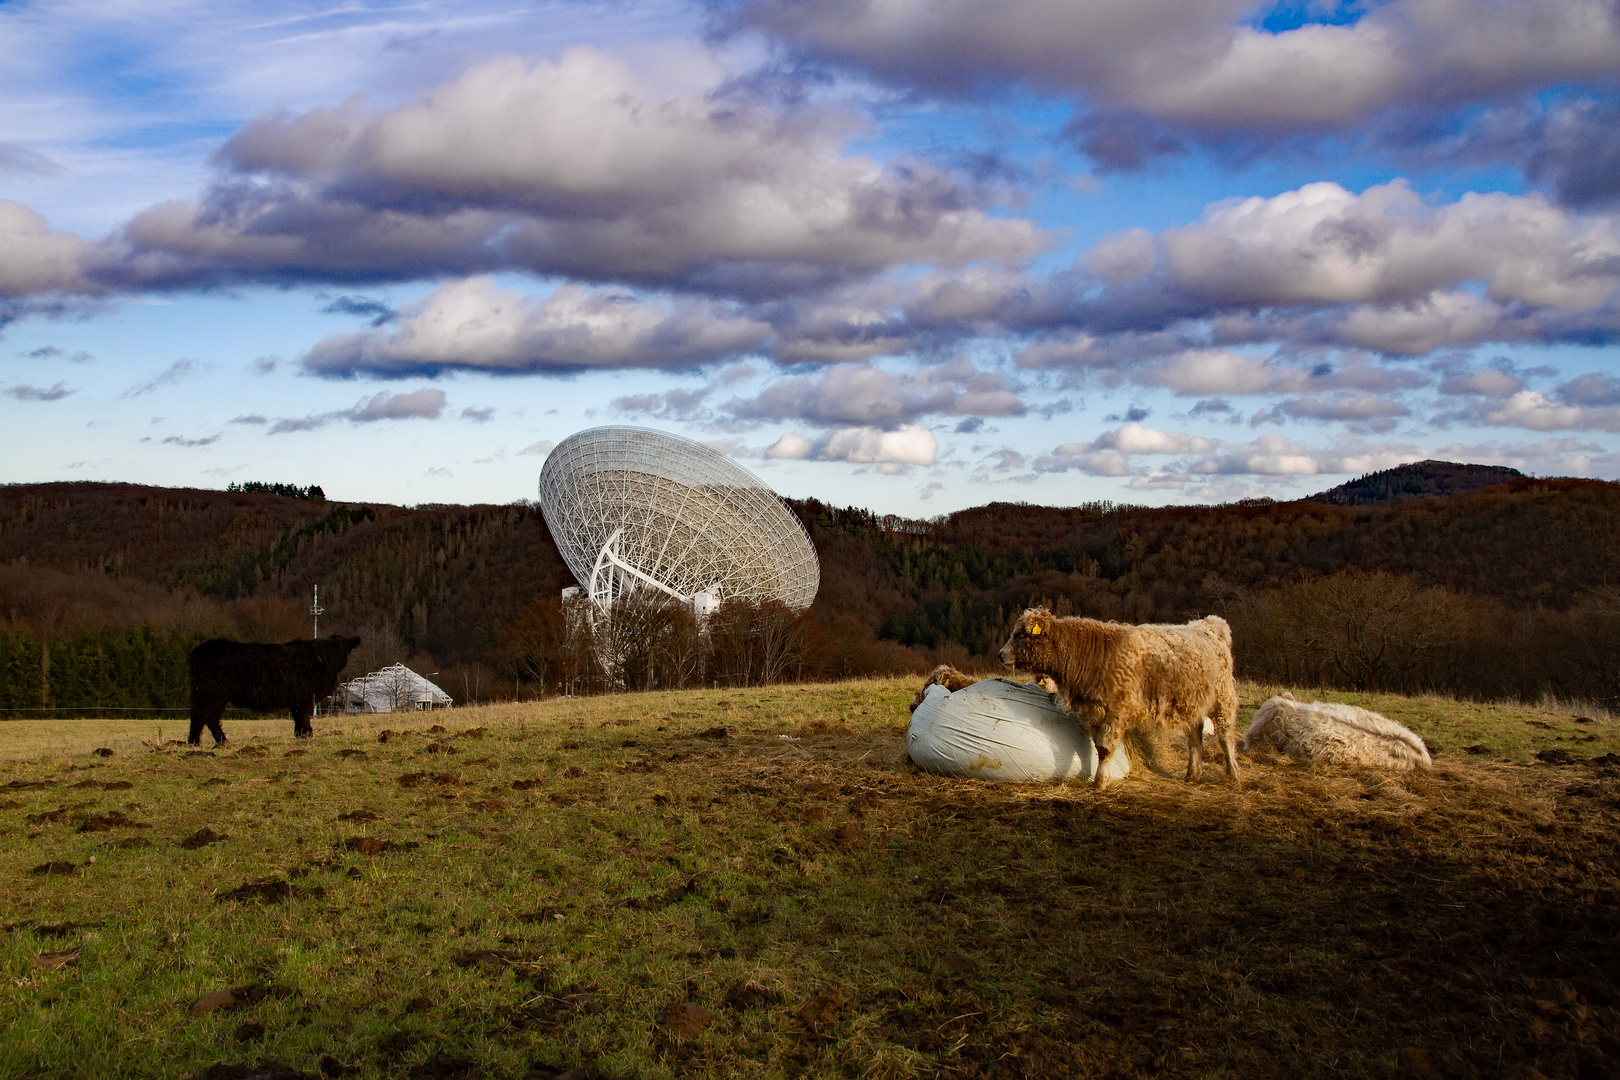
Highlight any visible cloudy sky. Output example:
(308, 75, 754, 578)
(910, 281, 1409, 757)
(3, 0, 1618, 513)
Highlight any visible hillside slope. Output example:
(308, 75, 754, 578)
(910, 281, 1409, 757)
(0, 483, 572, 665)
(3, 474, 1618, 702)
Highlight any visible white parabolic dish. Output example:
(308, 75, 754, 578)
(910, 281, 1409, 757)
(539, 426, 820, 612)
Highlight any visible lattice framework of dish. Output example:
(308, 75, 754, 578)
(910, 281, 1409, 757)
(539, 427, 819, 611)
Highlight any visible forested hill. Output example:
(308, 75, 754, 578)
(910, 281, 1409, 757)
(808, 474, 1618, 656)
(3, 473, 1618, 702)
(1309, 460, 1526, 506)
(0, 482, 573, 672)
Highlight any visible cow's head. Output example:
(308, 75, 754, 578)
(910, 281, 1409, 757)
(317, 634, 362, 672)
(998, 608, 1055, 672)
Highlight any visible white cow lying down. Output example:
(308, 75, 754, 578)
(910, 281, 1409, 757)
(1243, 693, 1433, 771)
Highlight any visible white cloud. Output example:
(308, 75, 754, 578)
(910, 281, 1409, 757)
(817, 425, 938, 465)
(1143, 350, 1306, 396)
(1261, 394, 1411, 425)
(1190, 435, 1425, 476)
(518, 439, 555, 457)
(1084, 227, 1156, 284)
(1087, 422, 1219, 455)
(0, 201, 93, 296)
(123, 359, 203, 398)
(1326, 291, 1525, 355)
(1035, 448, 1132, 476)
(726, 361, 1024, 427)
(5, 381, 74, 401)
(104, 48, 1046, 295)
(351, 388, 446, 422)
(1438, 367, 1526, 398)
(1482, 390, 1620, 432)
(1559, 373, 1620, 406)
(267, 386, 446, 433)
(1161, 180, 1620, 310)
(1037, 425, 1441, 480)
(303, 276, 771, 376)
(1429, 437, 1620, 477)
(731, 0, 1620, 135)
(764, 432, 814, 459)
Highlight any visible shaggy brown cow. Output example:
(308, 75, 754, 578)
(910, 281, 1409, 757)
(907, 665, 1062, 712)
(188, 635, 362, 745)
(999, 609, 1239, 785)
(907, 664, 980, 712)
(1244, 693, 1432, 771)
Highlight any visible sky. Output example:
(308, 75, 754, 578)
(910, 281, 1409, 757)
(2, 0, 1619, 516)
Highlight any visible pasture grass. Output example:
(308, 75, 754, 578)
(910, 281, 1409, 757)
(2, 678, 1617, 1080)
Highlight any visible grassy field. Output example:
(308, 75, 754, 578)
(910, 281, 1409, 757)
(2, 679, 1617, 1080)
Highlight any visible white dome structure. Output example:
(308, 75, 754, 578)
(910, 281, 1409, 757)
(539, 427, 819, 613)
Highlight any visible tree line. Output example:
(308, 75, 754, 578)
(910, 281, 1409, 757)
(3, 471, 1618, 711)
(0, 624, 202, 716)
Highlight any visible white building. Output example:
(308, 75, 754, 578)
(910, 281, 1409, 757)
(334, 664, 453, 713)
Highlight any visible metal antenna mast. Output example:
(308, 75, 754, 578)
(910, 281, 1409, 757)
(311, 584, 325, 638)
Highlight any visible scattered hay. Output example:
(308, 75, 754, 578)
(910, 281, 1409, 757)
(31, 948, 82, 971)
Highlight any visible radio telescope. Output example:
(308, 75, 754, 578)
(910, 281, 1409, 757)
(539, 427, 819, 614)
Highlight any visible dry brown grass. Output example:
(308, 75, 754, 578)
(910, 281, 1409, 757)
(1, 678, 1617, 1079)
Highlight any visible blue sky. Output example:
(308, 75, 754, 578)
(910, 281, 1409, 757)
(3, 0, 1618, 514)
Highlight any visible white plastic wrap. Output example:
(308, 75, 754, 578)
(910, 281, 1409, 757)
(906, 678, 1130, 784)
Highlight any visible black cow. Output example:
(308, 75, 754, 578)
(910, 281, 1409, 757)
(188, 635, 362, 745)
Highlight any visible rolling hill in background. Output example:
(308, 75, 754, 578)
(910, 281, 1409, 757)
(1310, 460, 1526, 506)
(2, 463, 1618, 709)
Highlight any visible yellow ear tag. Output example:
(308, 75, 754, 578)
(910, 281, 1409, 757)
(1029, 624, 1041, 635)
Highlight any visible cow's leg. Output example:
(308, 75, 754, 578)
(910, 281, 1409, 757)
(206, 702, 228, 746)
(190, 692, 227, 746)
(1184, 718, 1204, 782)
(292, 699, 314, 738)
(1089, 705, 1124, 789)
(1217, 688, 1241, 782)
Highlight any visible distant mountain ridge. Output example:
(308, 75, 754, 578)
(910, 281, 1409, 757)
(1310, 460, 1526, 506)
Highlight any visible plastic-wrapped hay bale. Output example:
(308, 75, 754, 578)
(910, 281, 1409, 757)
(907, 678, 1130, 784)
